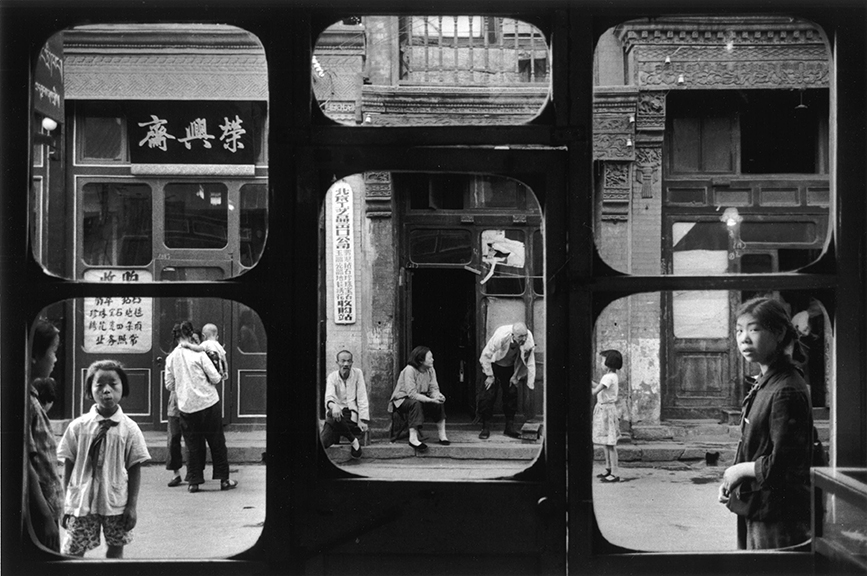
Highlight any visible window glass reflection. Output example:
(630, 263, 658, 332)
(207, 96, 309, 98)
(319, 173, 543, 479)
(240, 184, 267, 268)
(164, 183, 228, 250)
(313, 17, 550, 126)
(28, 299, 266, 558)
(593, 290, 832, 551)
(593, 16, 831, 275)
(82, 183, 153, 266)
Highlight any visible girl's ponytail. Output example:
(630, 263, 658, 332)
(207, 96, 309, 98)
(787, 324, 809, 365)
(737, 296, 810, 365)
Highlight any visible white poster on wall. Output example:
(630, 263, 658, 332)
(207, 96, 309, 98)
(83, 269, 153, 353)
(331, 181, 356, 324)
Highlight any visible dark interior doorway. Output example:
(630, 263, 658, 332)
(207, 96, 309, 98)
(410, 268, 476, 418)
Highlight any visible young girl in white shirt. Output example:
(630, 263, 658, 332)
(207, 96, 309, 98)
(592, 349, 623, 483)
(58, 360, 150, 558)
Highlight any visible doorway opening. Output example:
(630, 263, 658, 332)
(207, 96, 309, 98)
(410, 268, 477, 420)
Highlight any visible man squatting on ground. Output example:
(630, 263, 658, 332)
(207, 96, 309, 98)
(478, 322, 536, 439)
(320, 350, 369, 459)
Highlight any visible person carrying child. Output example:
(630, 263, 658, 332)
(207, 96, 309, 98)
(165, 320, 237, 493)
(592, 349, 623, 483)
(57, 360, 151, 558)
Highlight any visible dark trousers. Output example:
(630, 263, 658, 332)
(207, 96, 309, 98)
(479, 363, 518, 422)
(320, 408, 363, 448)
(179, 402, 229, 485)
(396, 397, 445, 429)
(738, 516, 811, 550)
(165, 415, 186, 475)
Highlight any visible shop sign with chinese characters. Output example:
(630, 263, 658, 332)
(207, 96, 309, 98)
(33, 34, 64, 123)
(83, 269, 153, 353)
(128, 101, 256, 165)
(331, 182, 356, 324)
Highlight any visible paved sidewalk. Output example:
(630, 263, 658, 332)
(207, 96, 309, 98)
(593, 461, 737, 552)
(59, 464, 266, 559)
(50, 461, 738, 559)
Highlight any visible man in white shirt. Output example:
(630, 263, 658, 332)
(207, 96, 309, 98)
(478, 322, 536, 439)
(321, 350, 369, 459)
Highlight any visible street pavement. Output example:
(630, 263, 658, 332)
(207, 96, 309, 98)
(59, 463, 266, 559)
(593, 461, 737, 552)
(52, 459, 737, 559)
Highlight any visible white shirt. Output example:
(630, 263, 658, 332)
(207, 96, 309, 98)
(57, 405, 150, 517)
(165, 346, 222, 413)
(479, 324, 537, 389)
(597, 372, 619, 404)
(323, 367, 369, 422)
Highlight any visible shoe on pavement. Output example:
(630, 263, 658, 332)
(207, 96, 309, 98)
(600, 474, 620, 483)
(409, 441, 428, 453)
(479, 427, 490, 439)
(188, 483, 200, 493)
(221, 479, 238, 491)
(595, 469, 611, 479)
(438, 439, 451, 446)
(350, 445, 362, 459)
(167, 476, 183, 487)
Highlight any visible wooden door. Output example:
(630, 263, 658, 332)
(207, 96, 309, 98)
(662, 217, 739, 419)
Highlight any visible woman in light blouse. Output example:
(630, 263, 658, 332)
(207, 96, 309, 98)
(388, 346, 449, 452)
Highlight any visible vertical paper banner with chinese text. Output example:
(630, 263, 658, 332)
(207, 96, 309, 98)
(331, 182, 356, 324)
(83, 269, 153, 353)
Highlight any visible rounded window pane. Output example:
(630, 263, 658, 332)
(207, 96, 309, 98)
(592, 16, 831, 275)
(319, 172, 544, 479)
(314, 16, 550, 126)
(31, 25, 269, 280)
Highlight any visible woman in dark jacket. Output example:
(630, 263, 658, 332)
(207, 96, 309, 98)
(718, 297, 814, 550)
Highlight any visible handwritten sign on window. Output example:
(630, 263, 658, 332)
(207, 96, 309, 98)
(331, 182, 356, 324)
(83, 269, 153, 353)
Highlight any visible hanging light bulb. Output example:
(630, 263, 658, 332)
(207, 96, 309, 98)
(626, 136, 633, 147)
(795, 90, 808, 110)
(677, 74, 685, 85)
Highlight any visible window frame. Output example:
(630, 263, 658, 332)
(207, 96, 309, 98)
(3, 2, 865, 576)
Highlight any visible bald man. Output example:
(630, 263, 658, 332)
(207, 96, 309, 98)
(478, 322, 536, 439)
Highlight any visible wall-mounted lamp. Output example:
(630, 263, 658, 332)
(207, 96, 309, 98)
(677, 74, 685, 85)
(664, 55, 671, 65)
(720, 207, 743, 228)
(34, 116, 61, 160)
(41, 116, 58, 132)
(628, 113, 635, 124)
(626, 137, 633, 147)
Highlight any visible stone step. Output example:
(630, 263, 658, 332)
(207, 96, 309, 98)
(127, 420, 831, 467)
